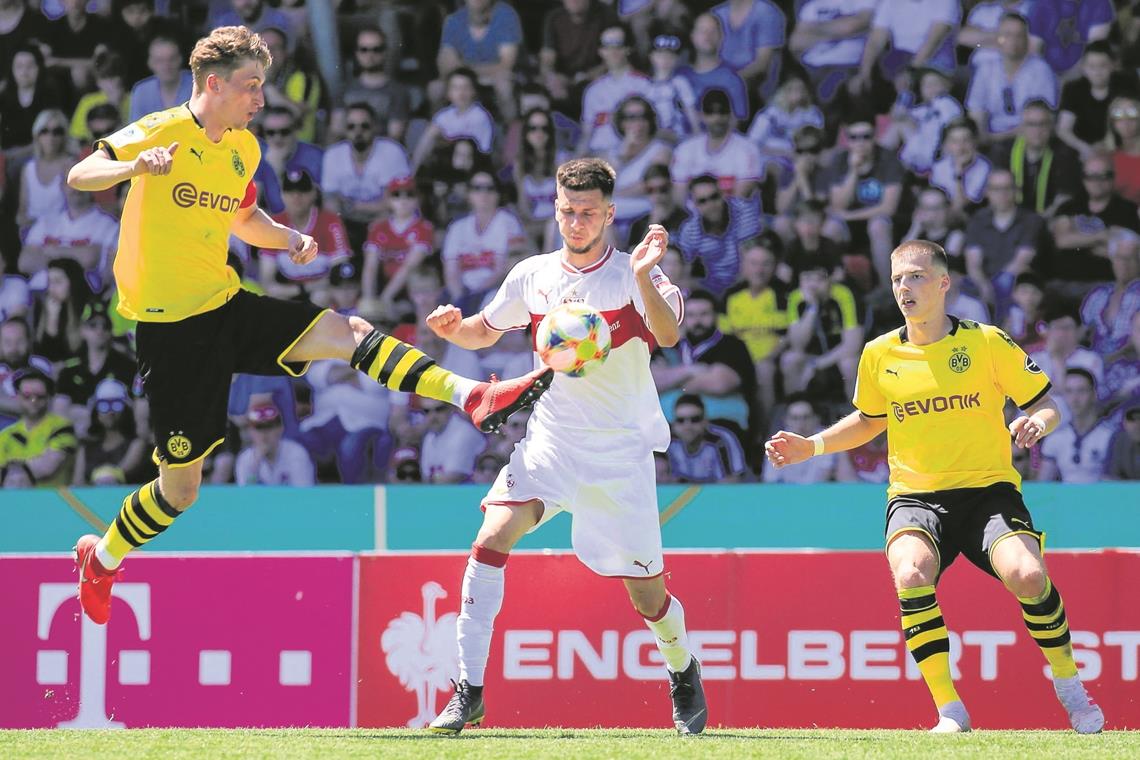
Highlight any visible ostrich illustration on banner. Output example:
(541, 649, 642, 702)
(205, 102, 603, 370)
(381, 580, 460, 727)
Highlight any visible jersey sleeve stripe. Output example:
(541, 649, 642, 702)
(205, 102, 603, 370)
(94, 139, 117, 160)
(1016, 381, 1052, 411)
(480, 312, 527, 333)
(857, 407, 888, 419)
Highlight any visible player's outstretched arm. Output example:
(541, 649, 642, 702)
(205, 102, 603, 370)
(1010, 392, 1061, 449)
(67, 143, 180, 192)
(232, 205, 318, 265)
(426, 304, 502, 351)
(765, 410, 887, 469)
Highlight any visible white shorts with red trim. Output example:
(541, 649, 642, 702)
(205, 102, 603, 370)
(482, 429, 663, 579)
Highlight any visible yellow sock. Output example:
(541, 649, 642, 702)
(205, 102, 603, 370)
(350, 330, 457, 403)
(100, 480, 180, 564)
(899, 585, 961, 709)
(1019, 578, 1078, 679)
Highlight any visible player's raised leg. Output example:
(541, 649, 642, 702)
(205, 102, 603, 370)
(428, 500, 544, 735)
(990, 534, 1104, 734)
(625, 575, 706, 735)
(75, 460, 203, 624)
(282, 311, 552, 432)
(888, 531, 970, 733)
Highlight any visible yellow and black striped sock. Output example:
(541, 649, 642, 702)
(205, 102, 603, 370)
(350, 330, 458, 404)
(100, 480, 180, 565)
(1019, 578, 1078, 679)
(900, 585, 961, 708)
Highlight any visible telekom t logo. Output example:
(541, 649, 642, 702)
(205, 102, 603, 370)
(37, 583, 151, 729)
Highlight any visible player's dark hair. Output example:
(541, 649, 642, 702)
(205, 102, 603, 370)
(345, 101, 378, 122)
(941, 116, 978, 143)
(190, 25, 271, 90)
(447, 67, 478, 89)
(687, 173, 718, 193)
(1065, 367, 1096, 388)
(686, 289, 719, 310)
(892, 240, 949, 271)
(675, 394, 705, 412)
(1084, 40, 1113, 58)
(556, 158, 616, 199)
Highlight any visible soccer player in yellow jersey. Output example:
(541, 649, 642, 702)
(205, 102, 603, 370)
(65, 26, 553, 626)
(765, 240, 1104, 734)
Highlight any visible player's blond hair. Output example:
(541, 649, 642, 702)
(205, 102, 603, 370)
(891, 239, 949, 271)
(189, 26, 271, 90)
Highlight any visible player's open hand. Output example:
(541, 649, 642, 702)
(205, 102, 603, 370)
(132, 142, 179, 176)
(631, 224, 668, 279)
(426, 304, 464, 339)
(1009, 415, 1046, 449)
(288, 229, 318, 265)
(764, 430, 814, 468)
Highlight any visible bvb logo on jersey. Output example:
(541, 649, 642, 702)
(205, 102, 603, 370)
(231, 149, 246, 177)
(948, 346, 971, 374)
(167, 434, 192, 459)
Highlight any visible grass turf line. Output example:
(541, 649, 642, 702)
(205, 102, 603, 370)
(2, 729, 1138, 760)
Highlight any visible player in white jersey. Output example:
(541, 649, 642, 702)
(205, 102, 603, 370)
(425, 158, 707, 736)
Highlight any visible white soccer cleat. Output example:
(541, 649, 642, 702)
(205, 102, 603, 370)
(929, 701, 971, 733)
(1054, 675, 1105, 734)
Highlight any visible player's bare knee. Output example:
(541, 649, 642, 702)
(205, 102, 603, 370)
(624, 580, 666, 617)
(160, 482, 199, 511)
(1002, 561, 1047, 598)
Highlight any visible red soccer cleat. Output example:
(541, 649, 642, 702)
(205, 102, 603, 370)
(464, 367, 554, 433)
(74, 534, 119, 625)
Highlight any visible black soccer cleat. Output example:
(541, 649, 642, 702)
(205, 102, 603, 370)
(428, 679, 485, 735)
(669, 658, 707, 735)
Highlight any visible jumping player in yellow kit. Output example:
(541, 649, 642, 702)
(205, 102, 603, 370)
(765, 240, 1104, 734)
(66, 26, 552, 625)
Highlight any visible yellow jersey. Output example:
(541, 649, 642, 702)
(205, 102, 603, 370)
(853, 317, 1051, 498)
(96, 105, 261, 322)
(0, 413, 78, 487)
(720, 286, 788, 362)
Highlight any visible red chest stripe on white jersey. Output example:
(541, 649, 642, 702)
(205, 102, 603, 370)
(529, 301, 655, 352)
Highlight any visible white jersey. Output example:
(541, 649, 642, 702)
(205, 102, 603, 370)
(432, 104, 495, 153)
(672, 132, 763, 193)
(321, 138, 410, 203)
(480, 246, 683, 452)
(581, 70, 653, 154)
(442, 208, 526, 293)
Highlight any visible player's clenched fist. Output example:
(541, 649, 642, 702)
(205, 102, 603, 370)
(288, 229, 318, 265)
(764, 430, 813, 469)
(426, 304, 464, 338)
(132, 141, 180, 176)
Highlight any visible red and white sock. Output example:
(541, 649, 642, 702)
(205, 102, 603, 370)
(642, 593, 692, 673)
(457, 544, 507, 687)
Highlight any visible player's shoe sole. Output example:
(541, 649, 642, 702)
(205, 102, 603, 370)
(466, 367, 554, 433)
(428, 679, 485, 736)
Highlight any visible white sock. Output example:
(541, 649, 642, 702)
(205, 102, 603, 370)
(644, 594, 693, 673)
(457, 555, 505, 687)
(94, 539, 120, 571)
(451, 377, 479, 409)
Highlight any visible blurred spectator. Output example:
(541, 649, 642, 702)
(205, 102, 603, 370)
(676, 174, 763, 298)
(645, 33, 699, 140)
(652, 289, 756, 439)
(16, 110, 74, 235)
(255, 105, 324, 212)
(851, 0, 959, 98)
(929, 117, 992, 214)
(1107, 96, 1140, 205)
(106, 0, 184, 86)
(1048, 152, 1140, 297)
(836, 422, 890, 482)
(434, 0, 522, 121)
(1103, 310, 1140, 412)
(763, 396, 841, 482)
(989, 100, 1080, 218)
(963, 168, 1044, 317)
(259, 26, 320, 143)
(0, 0, 50, 80)
(210, 0, 294, 47)
(622, 0, 691, 56)
(654, 449, 674, 483)
(826, 112, 903, 290)
(69, 51, 130, 144)
(1038, 368, 1113, 482)
(235, 402, 315, 486)
(789, 0, 875, 104)
(946, 269, 991, 325)
(1028, 0, 1114, 76)
(0, 368, 76, 487)
(680, 13, 749, 123)
(1003, 271, 1048, 352)
(781, 255, 861, 400)
(966, 14, 1057, 146)
(0, 255, 29, 323)
(901, 187, 965, 272)
(44, 0, 113, 92)
(1081, 232, 1140, 355)
(427, 137, 483, 227)
(512, 107, 565, 244)
(609, 96, 671, 244)
(0, 45, 63, 150)
(773, 125, 832, 224)
(227, 372, 302, 441)
(297, 359, 392, 484)
(672, 88, 762, 201)
(441, 170, 525, 311)
(959, 0, 1033, 70)
(746, 76, 824, 183)
(539, 0, 617, 110)
(331, 26, 410, 143)
(20, 183, 117, 292)
(784, 200, 843, 285)
(55, 301, 136, 428)
(1029, 302, 1105, 391)
(128, 35, 193, 122)
(72, 378, 145, 485)
(390, 446, 422, 483)
(1057, 41, 1139, 160)
(263, 170, 351, 306)
(721, 238, 788, 419)
(667, 393, 747, 483)
(0, 317, 52, 424)
(1108, 401, 1140, 480)
(710, 0, 785, 103)
(419, 401, 486, 483)
(577, 22, 651, 157)
(362, 176, 433, 312)
(1, 460, 35, 488)
(325, 260, 363, 317)
(412, 67, 495, 173)
(472, 451, 506, 484)
(32, 259, 90, 366)
(658, 243, 695, 299)
(883, 66, 961, 176)
(628, 163, 689, 248)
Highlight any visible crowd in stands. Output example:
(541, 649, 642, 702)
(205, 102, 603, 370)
(1, 0, 1139, 488)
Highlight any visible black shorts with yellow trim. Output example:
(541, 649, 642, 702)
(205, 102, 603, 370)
(884, 481, 1043, 580)
(136, 289, 327, 468)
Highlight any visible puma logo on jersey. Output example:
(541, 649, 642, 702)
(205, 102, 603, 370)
(633, 559, 655, 575)
(189, 147, 204, 163)
(885, 368, 899, 377)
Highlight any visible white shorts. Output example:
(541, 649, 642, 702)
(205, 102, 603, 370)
(482, 429, 663, 578)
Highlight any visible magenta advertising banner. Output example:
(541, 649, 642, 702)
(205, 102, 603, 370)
(1, 555, 355, 728)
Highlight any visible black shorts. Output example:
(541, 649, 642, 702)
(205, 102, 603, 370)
(884, 482, 1043, 579)
(136, 289, 326, 467)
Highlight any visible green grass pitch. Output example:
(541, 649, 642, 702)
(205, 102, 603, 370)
(2, 728, 1138, 760)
